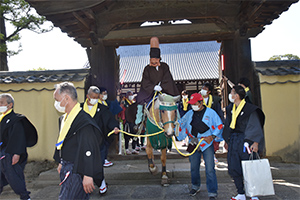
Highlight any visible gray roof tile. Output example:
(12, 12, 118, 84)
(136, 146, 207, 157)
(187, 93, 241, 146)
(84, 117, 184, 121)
(117, 41, 221, 83)
(0, 69, 89, 84)
(255, 60, 300, 76)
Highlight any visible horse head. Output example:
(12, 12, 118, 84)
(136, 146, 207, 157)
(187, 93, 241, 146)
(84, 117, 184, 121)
(158, 93, 180, 138)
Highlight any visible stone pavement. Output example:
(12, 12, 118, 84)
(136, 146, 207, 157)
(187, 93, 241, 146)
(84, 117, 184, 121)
(1, 154, 299, 200)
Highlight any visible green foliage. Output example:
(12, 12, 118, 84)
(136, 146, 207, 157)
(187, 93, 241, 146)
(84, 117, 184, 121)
(269, 54, 300, 61)
(28, 67, 47, 71)
(0, 0, 53, 56)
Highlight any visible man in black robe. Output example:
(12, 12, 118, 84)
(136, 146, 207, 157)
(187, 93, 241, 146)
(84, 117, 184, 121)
(53, 82, 104, 200)
(80, 86, 119, 195)
(0, 93, 37, 200)
(222, 85, 265, 200)
(135, 37, 179, 125)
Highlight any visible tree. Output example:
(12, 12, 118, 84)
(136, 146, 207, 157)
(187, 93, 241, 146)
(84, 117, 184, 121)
(0, 0, 52, 71)
(269, 54, 300, 61)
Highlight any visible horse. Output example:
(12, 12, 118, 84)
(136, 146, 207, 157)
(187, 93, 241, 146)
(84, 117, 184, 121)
(124, 93, 180, 186)
(144, 93, 181, 186)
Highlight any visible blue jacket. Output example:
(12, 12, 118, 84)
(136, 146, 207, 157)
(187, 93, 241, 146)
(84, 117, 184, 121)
(177, 107, 223, 151)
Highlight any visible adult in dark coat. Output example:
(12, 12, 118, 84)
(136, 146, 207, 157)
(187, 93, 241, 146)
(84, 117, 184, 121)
(136, 61, 179, 105)
(53, 82, 104, 200)
(222, 85, 265, 200)
(97, 86, 120, 167)
(0, 93, 37, 200)
(80, 86, 119, 195)
(135, 37, 179, 125)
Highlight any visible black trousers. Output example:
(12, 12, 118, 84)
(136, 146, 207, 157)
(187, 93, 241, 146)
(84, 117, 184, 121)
(124, 122, 138, 149)
(0, 150, 30, 200)
(227, 133, 257, 194)
(59, 160, 89, 200)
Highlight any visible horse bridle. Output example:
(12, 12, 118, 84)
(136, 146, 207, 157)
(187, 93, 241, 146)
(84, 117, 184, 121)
(159, 103, 178, 126)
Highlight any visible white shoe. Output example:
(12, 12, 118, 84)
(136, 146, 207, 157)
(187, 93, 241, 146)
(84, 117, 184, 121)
(231, 194, 246, 200)
(99, 179, 107, 194)
(125, 149, 132, 155)
(132, 150, 139, 154)
(103, 159, 113, 167)
(135, 146, 141, 151)
(250, 197, 259, 200)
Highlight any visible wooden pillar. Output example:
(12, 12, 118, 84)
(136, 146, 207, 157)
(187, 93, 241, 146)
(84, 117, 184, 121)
(87, 40, 119, 100)
(86, 40, 120, 155)
(222, 32, 262, 108)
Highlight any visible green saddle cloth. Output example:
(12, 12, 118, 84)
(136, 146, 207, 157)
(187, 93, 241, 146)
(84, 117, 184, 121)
(146, 118, 172, 150)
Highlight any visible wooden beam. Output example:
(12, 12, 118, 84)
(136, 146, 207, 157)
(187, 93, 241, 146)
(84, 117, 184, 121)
(27, 0, 105, 15)
(83, 9, 96, 20)
(72, 11, 90, 30)
(103, 23, 234, 46)
(95, 1, 239, 27)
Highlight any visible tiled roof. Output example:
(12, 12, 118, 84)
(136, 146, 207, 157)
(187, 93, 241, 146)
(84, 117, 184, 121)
(117, 41, 221, 83)
(0, 69, 89, 84)
(255, 60, 300, 76)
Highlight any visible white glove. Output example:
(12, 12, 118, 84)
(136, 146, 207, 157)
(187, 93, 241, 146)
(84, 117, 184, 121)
(154, 85, 162, 92)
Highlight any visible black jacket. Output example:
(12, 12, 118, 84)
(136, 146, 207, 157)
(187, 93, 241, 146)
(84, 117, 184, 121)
(80, 102, 119, 143)
(0, 110, 37, 163)
(223, 102, 265, 151)
(53, 110, 104, 179)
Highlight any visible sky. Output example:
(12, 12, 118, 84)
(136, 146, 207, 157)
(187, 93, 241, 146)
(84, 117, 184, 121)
(6, 1, 300, 72)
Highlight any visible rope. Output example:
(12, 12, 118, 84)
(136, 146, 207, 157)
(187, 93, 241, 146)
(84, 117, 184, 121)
(108, 129, 164, 137)
(151, 91, 164, 130)
(172, 136, 203, 157)
(108, 91, 202, 156)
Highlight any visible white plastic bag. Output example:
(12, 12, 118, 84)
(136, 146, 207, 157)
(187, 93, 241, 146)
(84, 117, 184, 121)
(241, 154, 275, 197)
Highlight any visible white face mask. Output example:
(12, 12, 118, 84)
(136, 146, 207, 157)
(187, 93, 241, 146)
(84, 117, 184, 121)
(54, 99, 66, 113)
(89, 98, 98, 105)
(0, 106, 8, 113)
(200, 89, 208, 96)
(128, 95, 134, 101)
(102, 94, 108, 101)
(191, 105, 200, 111)
(229, 93, 235, 103)
(182, 95, 188, 99)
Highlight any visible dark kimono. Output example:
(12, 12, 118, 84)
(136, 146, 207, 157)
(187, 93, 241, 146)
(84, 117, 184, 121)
(137, 62, 179, 104)
(80, 102, 118, 143)
(222, 102, 265, 195)
(53, 110, 104, 180)
(0, 111, 37, 160)
(0, 110, 37, 199)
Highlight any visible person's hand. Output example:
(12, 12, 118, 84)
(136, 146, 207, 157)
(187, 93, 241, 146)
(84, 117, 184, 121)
(57, 163, 62, 174)
(117, 89, 121, 96)
(82, 175, 95, 194)
(190, 137, 198, 145)
(114, 127, 120, 134)
(12, 154, 20, 165)
(154, 85, 162, 91)
(250, 142, 259, 153)
(204, 135, 213, 144)
(222, 75, 228, 81)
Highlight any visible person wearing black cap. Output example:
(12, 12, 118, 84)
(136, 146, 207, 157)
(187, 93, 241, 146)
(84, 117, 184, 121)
(223, 85, 265, 200)
(135, 37, 179, 125)
(222, 76, 253, 104)
(237, 77, 253, 104)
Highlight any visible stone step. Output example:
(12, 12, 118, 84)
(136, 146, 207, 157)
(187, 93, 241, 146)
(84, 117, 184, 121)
(35, 158, 300, 186)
